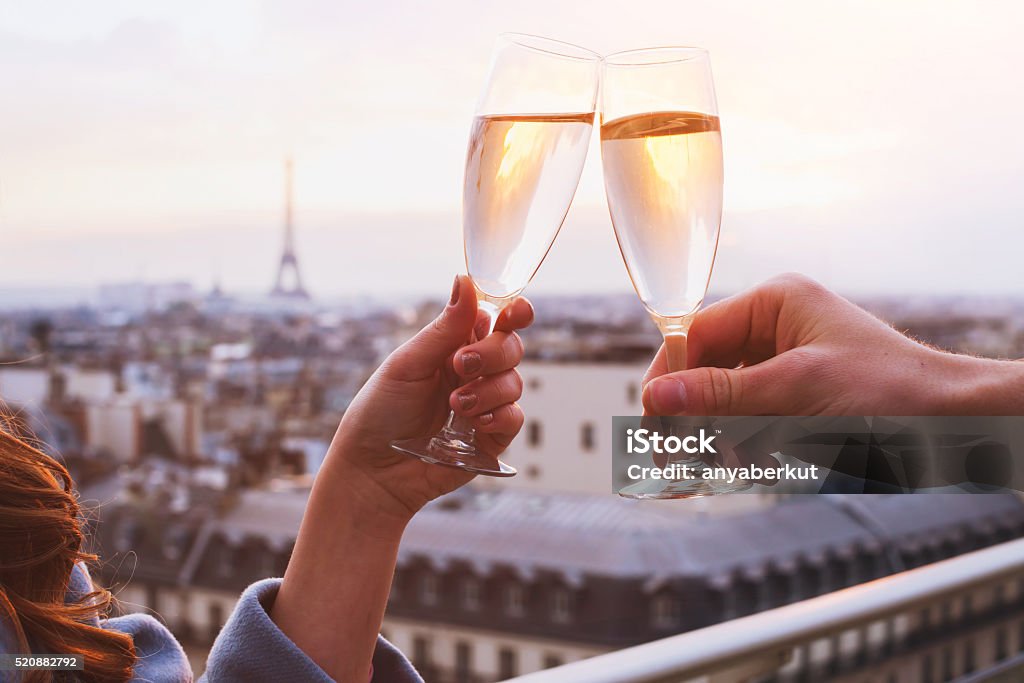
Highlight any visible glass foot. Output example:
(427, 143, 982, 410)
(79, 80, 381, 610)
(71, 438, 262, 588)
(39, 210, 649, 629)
(390, 433, 516, 477)
(618, 474, 752, 499)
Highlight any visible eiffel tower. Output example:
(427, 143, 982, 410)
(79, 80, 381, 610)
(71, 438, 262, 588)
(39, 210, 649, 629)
(270, 157, 310, 299)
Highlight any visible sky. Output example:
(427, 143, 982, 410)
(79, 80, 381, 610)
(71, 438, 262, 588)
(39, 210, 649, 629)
(1, 1, 1023, 301)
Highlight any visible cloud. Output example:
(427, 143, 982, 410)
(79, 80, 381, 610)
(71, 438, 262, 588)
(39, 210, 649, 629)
(0, 0, 1022, 295)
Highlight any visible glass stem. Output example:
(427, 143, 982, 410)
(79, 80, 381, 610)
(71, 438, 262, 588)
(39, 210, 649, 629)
(654, 315, 702, 467)
(656, 315, 693, 373)
(440, 296, 501, 438)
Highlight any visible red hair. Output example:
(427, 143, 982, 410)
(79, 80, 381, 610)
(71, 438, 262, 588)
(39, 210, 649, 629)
(0, 428, 135, 682)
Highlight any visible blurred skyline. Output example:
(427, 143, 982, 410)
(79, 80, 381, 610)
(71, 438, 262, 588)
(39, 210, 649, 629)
(1, 1, 1023, 298)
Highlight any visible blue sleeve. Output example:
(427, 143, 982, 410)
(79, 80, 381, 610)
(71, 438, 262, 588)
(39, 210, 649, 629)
(102, 614, 191, 683)
(69, 562, 191, 683)
(371, 634, 425, 683)
(202, 579, 423, 683)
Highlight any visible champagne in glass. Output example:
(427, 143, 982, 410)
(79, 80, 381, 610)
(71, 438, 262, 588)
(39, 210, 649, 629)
(601, 48, 748, 497)
(465, 112, 595, 299)
(391, 34, 600, 476)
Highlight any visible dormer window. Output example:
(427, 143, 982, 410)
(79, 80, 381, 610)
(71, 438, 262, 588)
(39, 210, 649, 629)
(163, 525, 187, 561)
(461, 577, 480, 612)
(652, 593, 681, 629)
(420, 573, 439, 606)
(505, 583, 525, 617)
(552, 586, 571, 623)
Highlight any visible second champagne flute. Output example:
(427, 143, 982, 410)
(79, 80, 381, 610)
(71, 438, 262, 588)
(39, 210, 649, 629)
(391, 33, 600, 476)
(601, 46, 749, 498)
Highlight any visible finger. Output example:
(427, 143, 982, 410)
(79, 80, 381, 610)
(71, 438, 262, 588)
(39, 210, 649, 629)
(475, 402, 525, 435)
(385, 275, 478, 380)
(642, 352, 814, 416)
(686, 282, 786, 369)
(453, 331, 524, 379)
(450, 369, 523, 417)
(473, 310, 491, 342)
(687, 273, 829, 369)
(493, 297, 535, 333)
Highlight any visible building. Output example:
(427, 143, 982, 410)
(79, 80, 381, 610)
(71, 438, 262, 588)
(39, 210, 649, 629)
(86, 480, 1024, 682)
(98, 281, 196, 313)
(484, 361, 769, 517)
(0, 365, 202, 462)
(492, 362, 644, 494)
(10, 292, 1023, 681)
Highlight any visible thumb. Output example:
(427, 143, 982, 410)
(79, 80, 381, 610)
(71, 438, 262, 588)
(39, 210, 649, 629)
(642, 344, 668, 388)
(386, 275, 478, 380)
(642, 355, 804, 416)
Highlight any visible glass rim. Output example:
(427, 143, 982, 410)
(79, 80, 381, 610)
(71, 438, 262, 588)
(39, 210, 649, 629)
(604, 46, 709, 67)
(497, 32, 601, 62)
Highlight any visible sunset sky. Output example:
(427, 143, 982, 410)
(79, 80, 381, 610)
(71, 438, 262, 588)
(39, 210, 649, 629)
(1, 1, 1022, 299)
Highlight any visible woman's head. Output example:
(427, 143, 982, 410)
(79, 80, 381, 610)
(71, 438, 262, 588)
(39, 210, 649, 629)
(0, 427, 135, 683)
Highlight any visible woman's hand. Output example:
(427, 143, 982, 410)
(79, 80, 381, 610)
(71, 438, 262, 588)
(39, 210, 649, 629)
(271, 275, 533, 682)
(642, 273, 1024, 416)
(323, 274, 534, 525)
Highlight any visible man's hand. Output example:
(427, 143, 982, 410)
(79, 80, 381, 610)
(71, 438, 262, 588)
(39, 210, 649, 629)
(643, 273, 1024, 416)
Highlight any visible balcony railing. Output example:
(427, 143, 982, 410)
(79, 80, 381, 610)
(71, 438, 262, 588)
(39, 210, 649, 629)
(505, 538, 1024, 683)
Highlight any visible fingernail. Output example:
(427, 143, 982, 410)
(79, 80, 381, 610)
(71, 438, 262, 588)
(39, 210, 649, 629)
(449, 276, 461, 305)
(456, 392, 478, 412)
(522, 298, 535, 319)
(478, 412, 494, 425)
(460, 352, 482, 376)
(650, 379, 687, 414)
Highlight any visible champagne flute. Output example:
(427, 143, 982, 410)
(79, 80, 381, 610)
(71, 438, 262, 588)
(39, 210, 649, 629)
(391, 33, 600, 476)
(600, 47, 748, 498)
